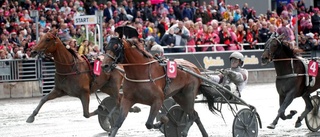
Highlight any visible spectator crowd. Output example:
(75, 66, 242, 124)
(0, 0, 319, 60)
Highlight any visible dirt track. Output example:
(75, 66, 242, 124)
(0, 83, 320, 137)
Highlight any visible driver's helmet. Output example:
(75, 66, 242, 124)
(229, 51, 244, 66)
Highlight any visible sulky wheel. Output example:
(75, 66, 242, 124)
(98, 97, 119, 132)
(163, 105, 188, 137)
(305, 95, 320, 132)
(232, 108, 259, 137)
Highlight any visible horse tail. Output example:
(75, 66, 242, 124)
(199, 84, 220, 115)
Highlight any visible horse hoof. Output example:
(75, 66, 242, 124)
(161, 116, 169, 124)
(181, 131, 188, 137)
(290, 110, 297, 116)
(26, 116, 35, 123)
(130, 106, 141, 113)
(267, 124, 276, 129)
(295, 122, 302, 128)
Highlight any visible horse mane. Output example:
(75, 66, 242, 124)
(126, 38, 153, 59)
(281, 40, 304, 58)
(59, 39, 79, 59)
(46, 31, 79, 59)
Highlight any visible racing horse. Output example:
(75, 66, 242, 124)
(102, 35, 219, 136)
(261, 34, 320, 129)
(26, 30, 138, 124)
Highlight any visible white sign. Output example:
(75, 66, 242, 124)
(74, 15, 97, 25)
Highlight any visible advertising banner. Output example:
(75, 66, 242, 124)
(165, 50, 274, 71)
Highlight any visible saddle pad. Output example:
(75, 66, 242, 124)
(173, 59, 198, 69)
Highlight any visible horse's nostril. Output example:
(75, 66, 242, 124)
(104, 65, 109, 69)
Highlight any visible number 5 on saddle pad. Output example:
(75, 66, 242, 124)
(308, 60, 318, 77)
(167, 60, 177, 78)
(94, 59, 102, 76)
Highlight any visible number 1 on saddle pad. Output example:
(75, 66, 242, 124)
(94, 60, 102, 76)
(308, 60, 318, 77)
(167, 60, 177, 78)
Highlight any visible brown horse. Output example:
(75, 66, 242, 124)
(103, 37, 218, 137)
(26, 30, 125, 123)
(261, 34, 320, 129)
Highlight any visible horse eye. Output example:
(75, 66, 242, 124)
(46, 38, 50, 41)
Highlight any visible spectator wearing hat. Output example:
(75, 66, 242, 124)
(311, 8, 320, 34)
(75, 6, 85, 17)
(167, 8, 176, 20)
(145, 36, 164, 56)
(9, 30, 19, 46)
(149, 11, 158, 23)
(277, 19, 294, 44)
(212, 9, 222, 21)
(113, 10, 120, 23)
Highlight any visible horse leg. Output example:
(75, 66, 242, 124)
(109, 98, 134, 137)
(80, 92, 97, 118)
(26, 88, 65, 123)
(193, 111, 208, 137)
(145, 99, 163, 129)
(267, 93, 296, 129)
(295, 93, 313, 128)
(173, 90, 208, 137)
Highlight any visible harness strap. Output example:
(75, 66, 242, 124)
(276, 73, 307, 79)
(124, 74, 166, 83)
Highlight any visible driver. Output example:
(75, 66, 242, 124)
(145, 36, 164, 57)
(209, 51, 248, 98)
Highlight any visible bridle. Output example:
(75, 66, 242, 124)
(104, 37, 125, 72)
(264, 35, 283, 63)
(265, 35, 305, 79)
(104, 37, 166, 83)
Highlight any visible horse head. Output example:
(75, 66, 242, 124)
(261, 33, 287, 65)
(30, 29, 60, 58)
(103, 37, 125, 72)
(103, 36, 153, 72)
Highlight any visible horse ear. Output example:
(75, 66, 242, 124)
(277, 33, 286, 40)
(51, 29, 58, 36)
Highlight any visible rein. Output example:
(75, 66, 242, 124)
(122, 59, 166, 83)
(273, 57, 307, 79)
(265, 36, 307, 79)
(106, 38, 166, 83)
(45, 33, 89, 76)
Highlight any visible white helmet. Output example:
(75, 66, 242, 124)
(229, 51, 244, 67)
(229, 51, 244, 62)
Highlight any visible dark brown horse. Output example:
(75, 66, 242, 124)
(261, 34, 320, 129)
(26, 30, 125, 123)
(102, 37, 218, 137)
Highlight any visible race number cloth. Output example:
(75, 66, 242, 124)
(93, 60, 102, 76)
(167, 60, 177, 78)
(308, 60, 319, 77)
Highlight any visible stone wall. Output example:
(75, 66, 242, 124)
(0, 81, 42, 99)
(0, 70, 276, 99)
(248, 69, 276, 84)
